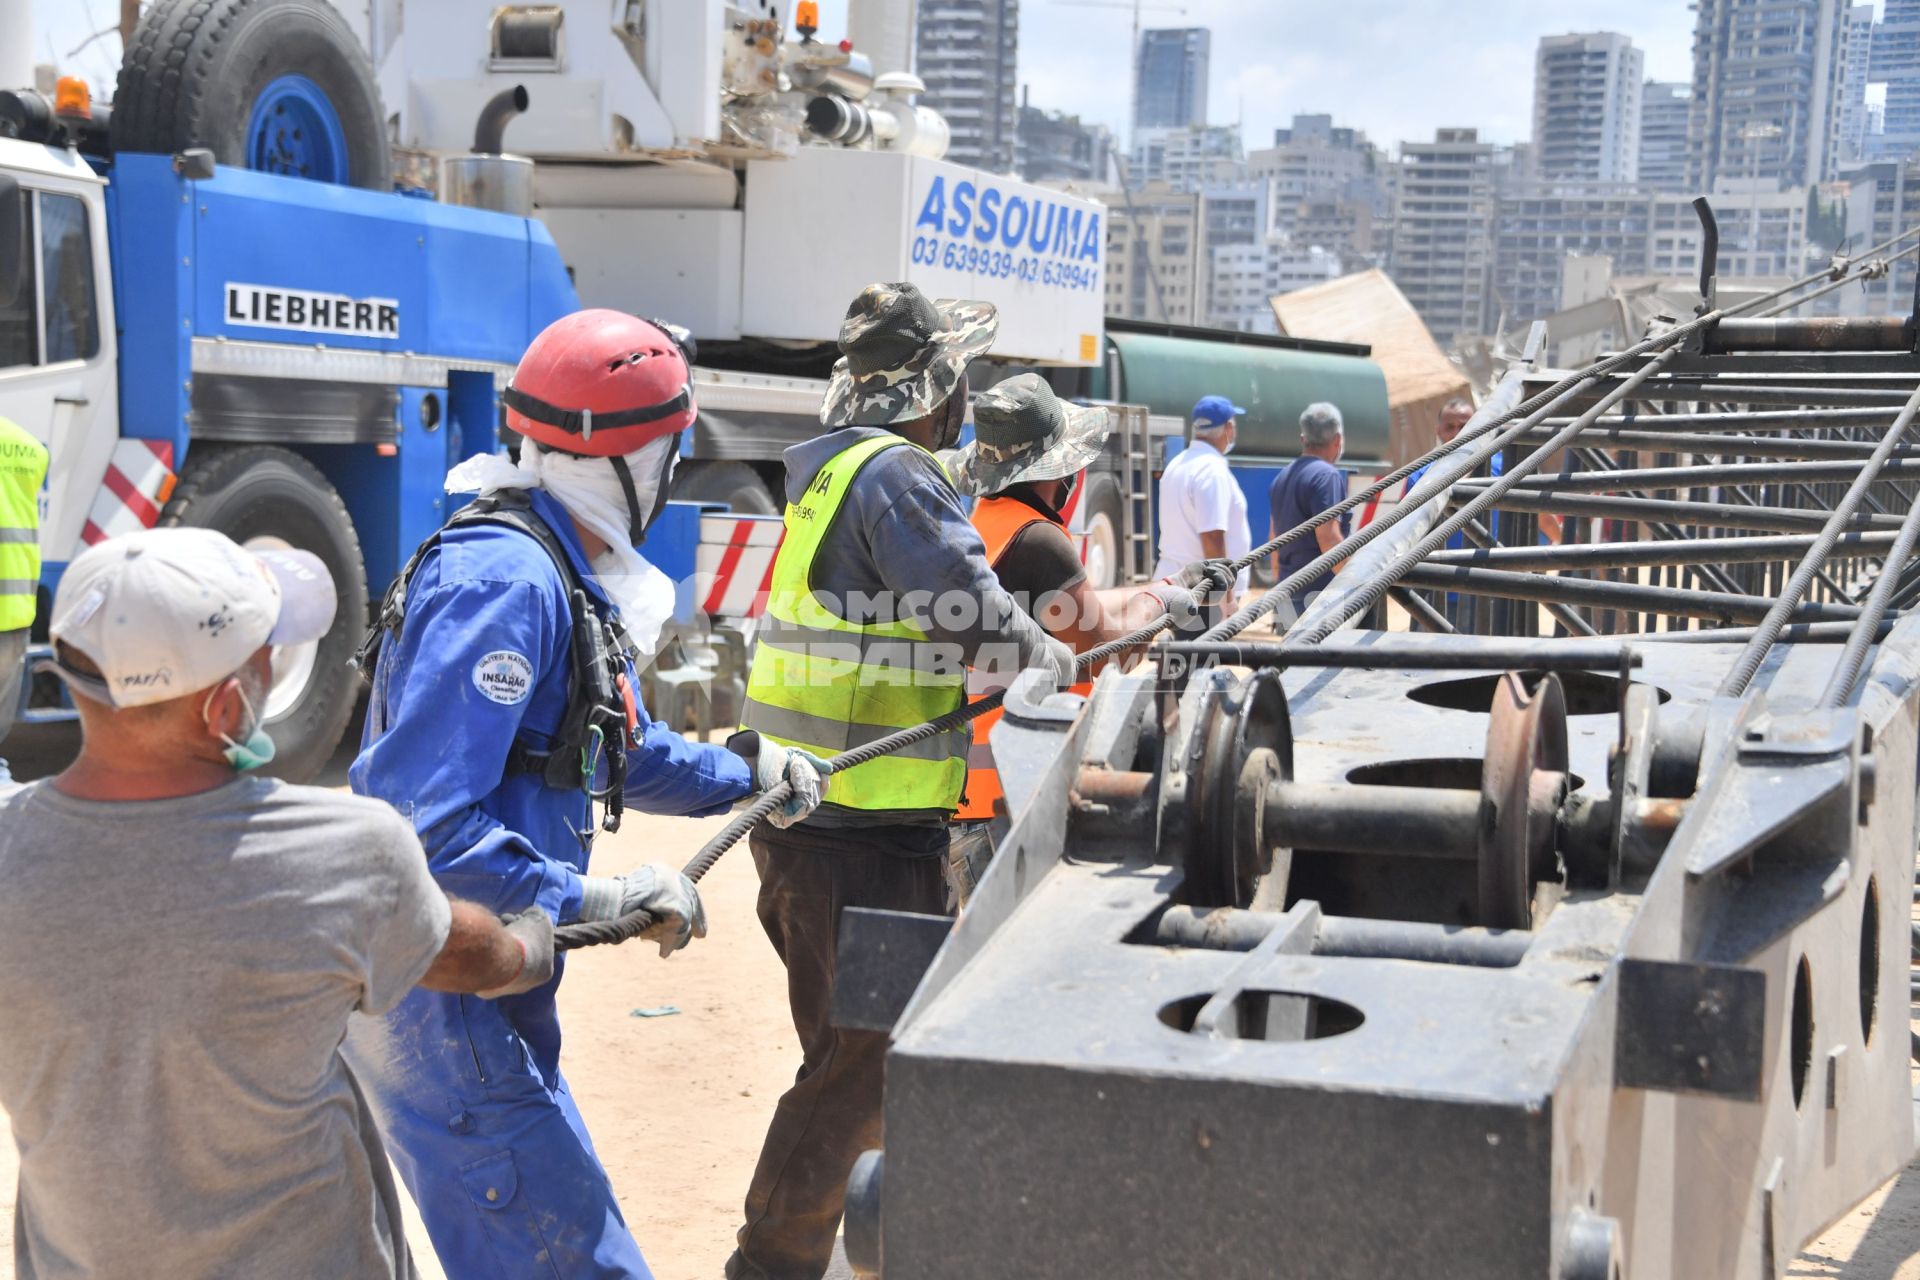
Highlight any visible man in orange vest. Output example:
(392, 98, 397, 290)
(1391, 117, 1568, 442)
(944, 374, 1225, 903)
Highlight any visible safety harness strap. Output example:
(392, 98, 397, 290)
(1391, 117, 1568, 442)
(353, 492, 633, 831)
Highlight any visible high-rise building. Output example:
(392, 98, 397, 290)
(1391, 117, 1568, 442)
(1532, 33, 1644, 182)
(1102, 183, 1204, 323)
(1132, 124, 1243, 190)
(916, 0, 1019, 173)
(1687, 0, 1851, 190)
(1294, 197, 1381, 272)
(1201, 178, 1278, 250)
(1492, 182, 1818, 329)
(1135, 28, 1209, 131)
(1389, 128, 1504, 346)
(1249, 113, 1387, 212)
(1016, 92, 1113, 185)
(1208, 240, 1341, 333)
(1639, 81, 1693, 190)
(1842, 159, 1920, 307)
(1872, 0, 1920, 160)
(1841, 4, 1876, 162)
(1130, 124, 1243, 190)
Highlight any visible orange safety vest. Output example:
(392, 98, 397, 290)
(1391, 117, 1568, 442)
(958, 495, 1095, 821)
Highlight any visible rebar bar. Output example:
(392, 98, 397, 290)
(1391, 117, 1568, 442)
(1720, 384, 1920, 698)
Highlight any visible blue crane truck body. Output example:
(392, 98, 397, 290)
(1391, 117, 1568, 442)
(110, 151, 579, 583)
(2, 139, 584, 778)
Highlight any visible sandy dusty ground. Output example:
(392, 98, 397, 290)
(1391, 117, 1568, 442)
(0, 719, 1916, 1278)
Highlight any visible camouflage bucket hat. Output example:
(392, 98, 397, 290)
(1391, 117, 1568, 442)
(820, 282, 999, 427)
(947, 372, 1112, 498)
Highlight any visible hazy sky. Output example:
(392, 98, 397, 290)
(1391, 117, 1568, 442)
(25, 1, 1870, 157)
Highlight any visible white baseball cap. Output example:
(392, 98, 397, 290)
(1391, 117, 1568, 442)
(45, 527, 337, 708)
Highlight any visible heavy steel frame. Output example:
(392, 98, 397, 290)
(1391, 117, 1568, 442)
(839, 208, 1920, 1279)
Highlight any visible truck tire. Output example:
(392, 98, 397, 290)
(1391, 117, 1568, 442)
(1082, 471, 1127, 590)
(671, 460, 780, 515)
(161, 445, 369, 783)
(114, 0, 391, 191)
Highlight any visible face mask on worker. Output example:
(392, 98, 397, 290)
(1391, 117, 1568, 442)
(441, 433, 684, 655)
(520, 434, 681, 552)
(607, 437, 683, 547)
(204, 679, 275, 772)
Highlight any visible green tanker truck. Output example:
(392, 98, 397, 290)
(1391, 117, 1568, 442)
(1039, 318, 1395, 590)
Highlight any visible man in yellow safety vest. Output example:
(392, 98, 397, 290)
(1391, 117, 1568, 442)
(0, 417, 48, 767)
(729, 283, 1075, 1280)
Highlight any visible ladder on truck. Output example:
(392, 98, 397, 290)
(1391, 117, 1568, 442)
(1115, 403, 1156, 584)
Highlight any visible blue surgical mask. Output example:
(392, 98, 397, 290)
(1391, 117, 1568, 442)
(205, 683, 276, 772)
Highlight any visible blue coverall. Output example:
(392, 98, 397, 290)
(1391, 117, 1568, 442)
(345, 487, 753, 1279)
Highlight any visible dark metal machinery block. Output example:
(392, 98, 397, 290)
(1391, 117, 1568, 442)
(836, 304, 1920, 1278)
(847, 624, 1920, 1279)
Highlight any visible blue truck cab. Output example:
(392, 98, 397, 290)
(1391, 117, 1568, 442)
(0, 134, 578, 777)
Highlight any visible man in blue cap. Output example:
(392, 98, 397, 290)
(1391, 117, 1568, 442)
(1155, 394, 1252, 608)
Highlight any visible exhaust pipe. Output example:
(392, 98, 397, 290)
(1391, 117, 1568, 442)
(473, 84, 529, 155)
(443, 85, 534, 215)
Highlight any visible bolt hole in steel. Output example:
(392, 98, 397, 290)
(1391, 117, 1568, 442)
(1859, 875, 1879, 1046)
(1158, 991, 1365, 1042)
(1407, 670, 1670, 717)
(1344, 758, 1587, 795)
(244, 535, 321, 721)
(1791, 953, 1815, 1110)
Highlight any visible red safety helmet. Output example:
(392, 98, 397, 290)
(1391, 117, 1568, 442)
(503, 310, 697, 458)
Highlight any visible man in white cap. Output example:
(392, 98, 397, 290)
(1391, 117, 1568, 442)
(0, 527, 556, 1280)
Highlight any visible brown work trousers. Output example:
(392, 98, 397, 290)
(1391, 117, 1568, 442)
(726, 827, 947, 1280)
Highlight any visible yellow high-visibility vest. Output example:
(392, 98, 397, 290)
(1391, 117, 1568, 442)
(742, 434, 969, 815)
(0, 417, 47, 632)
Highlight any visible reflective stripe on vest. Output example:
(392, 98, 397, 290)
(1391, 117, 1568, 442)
(0, 418, 48, 633)
(955, 495, 1094, 822)
(741, 434, 968, 814)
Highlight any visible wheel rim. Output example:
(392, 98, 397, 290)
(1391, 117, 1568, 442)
(1085, 511, 1119, 590)
(243, 535, 322, 720)
(247, 75, 351, 184)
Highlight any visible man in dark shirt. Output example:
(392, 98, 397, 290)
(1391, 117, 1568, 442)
(1268, 401, 1350, 606)
(944, 374, 1210, 900)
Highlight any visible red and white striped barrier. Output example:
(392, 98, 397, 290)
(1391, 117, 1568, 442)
(696, 513, 782, 617)
(75, 438, 176, 556)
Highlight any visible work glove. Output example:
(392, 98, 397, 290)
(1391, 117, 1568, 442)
(1174, 558, 1238, 599)
(477, 908, 556, 999)
(755, 740, 830, 829)
(576, 864, 709, 958)
(1030, 632, 1079, 694)
(1144, 581, 1204, 632)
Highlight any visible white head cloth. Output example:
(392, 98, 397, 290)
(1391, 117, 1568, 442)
(444, 437, 680, 655)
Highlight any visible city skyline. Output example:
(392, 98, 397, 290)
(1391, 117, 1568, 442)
(28, 2, 1879, 160)
(811, 0, 1701, 156)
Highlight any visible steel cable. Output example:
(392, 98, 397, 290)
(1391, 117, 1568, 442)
(555, 253, 1890, 951)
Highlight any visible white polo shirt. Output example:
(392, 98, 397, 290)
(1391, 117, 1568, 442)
(1154, 439, 1251, 594)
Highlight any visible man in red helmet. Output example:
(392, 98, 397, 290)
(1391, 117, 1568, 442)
(344, 310, 827, 1279)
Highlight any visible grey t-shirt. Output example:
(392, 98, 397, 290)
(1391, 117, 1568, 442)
(0, 777, 453, 1280)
